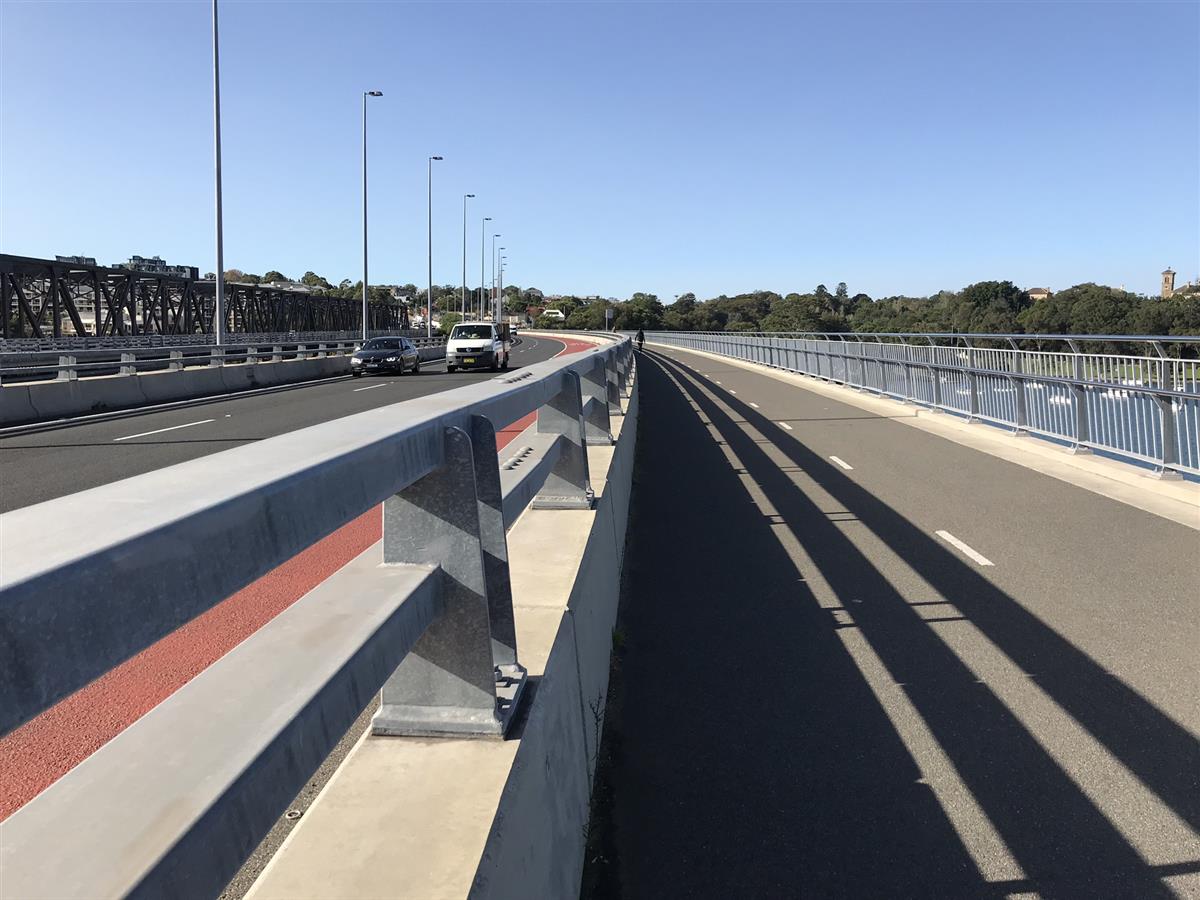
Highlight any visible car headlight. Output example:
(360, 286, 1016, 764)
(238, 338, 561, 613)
(351, 357, 362, 365)
(385, 355, 399, 362)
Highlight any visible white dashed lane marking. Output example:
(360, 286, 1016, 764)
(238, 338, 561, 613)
(935, 530, 995, 567)
(830, 455, 854, 470)
(114, 419, 215, 442)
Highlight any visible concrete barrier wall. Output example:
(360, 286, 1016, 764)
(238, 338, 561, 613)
(470, 382, 639, 900)
(0, 357, 352, 426)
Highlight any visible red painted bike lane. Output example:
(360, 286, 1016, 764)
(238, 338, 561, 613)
(0, 337, 597, 819)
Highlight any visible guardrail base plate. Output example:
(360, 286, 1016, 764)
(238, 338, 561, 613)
(372, 664, 528, 739)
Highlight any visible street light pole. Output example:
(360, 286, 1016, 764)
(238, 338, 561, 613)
(361, 90, 382, 341)
(461, 194, 474, 321)
(211, 0, 226, 346)
(498, 255, 507, 324)
(490, 233, 501, 322)
(427, 155, 443, 339)
(480, 217, 491, 320)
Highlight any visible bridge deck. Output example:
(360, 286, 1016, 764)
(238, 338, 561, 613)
(596, 347, 1199, 898)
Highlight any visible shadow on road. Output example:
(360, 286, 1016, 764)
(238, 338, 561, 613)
(593, 350, 1194, 899)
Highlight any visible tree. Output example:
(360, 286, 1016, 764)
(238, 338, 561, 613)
(262, 270, 288, 283)
(566, 299, 612, 330)
(439, 313, 462, 335)
(613, 292, 665, 331)
(301, 271, 332, 290)
(673, 292, 697, 313)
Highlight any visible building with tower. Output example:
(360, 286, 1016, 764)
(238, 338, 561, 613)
(1162, 268, 1176, 298)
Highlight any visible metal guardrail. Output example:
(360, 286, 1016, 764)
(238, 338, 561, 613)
(0, 336, 447, 384)
(641, 331, 1200, 477)
(0, 333, 632, 899)
(0, 328, 430, 353)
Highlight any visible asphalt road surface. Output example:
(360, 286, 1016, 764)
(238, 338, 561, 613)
(598, 347, 1199, 899)
(0, 335, 567, 512)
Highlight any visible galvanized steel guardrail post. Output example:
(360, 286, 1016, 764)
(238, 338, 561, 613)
(56, 354, 77, 381)
(581, 355, 614, 444)
(533, 370, 595, 509)
(605, 353, 623, 416)
(373, 418, 526, 737)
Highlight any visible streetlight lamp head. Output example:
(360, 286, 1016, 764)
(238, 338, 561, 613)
(431, 155, 443, 161)
(466, 193, 475, 198)
(366, 90, 382, 97)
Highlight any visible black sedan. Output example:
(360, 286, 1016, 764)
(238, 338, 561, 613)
(350, 337, 421, 377)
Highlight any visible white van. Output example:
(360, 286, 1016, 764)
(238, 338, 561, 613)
(446, 321, 512, 372)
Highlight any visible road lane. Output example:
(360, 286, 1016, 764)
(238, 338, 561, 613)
(597, 347, 1199, 898)
(0, 335, 567, 512)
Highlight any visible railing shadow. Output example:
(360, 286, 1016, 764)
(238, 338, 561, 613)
(612, 354, 983, 897)
(657, 353, 1200, 838)
(625, 350, 1189, 898)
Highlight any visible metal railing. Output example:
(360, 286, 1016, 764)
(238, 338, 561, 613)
(0, 336, 447, 384)
(0, 328, 431, 353)
(0, 333, 633, 898)
(642, 331, 1200, 477)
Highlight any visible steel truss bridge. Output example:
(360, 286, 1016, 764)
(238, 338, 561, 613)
(1, 254, 407, 340)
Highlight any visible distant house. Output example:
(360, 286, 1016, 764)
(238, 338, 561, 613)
(1026, 287, 1051, 301)
(112, 255, 199, 280)
(260, 280, 313, 293)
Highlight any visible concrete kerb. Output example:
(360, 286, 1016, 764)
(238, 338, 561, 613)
(648, 341, 1200, 531)
(244, 355, 638, 900)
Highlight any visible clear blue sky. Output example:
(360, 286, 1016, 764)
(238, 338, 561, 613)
(1, 1, 1196, 301)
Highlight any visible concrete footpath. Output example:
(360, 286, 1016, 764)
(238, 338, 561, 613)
(596, 347, 1199, 899)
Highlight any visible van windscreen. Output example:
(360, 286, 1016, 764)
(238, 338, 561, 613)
(451, 325, 494, 340)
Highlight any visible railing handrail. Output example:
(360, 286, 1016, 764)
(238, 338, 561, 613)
(642, 331, 1199, 476)
(640, 330, 1200, 343)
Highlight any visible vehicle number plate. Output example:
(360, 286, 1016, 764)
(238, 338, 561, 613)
(464, 357, 476, 364)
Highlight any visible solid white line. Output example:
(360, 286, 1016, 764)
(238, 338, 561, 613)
(935, 530, 995, 566)
(778, 421, 793, 431)
(749, 402, 760, 409)
(352, 383, 388, 392)
(113, 419, 215, 442)
(829, 455, 854, 470)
